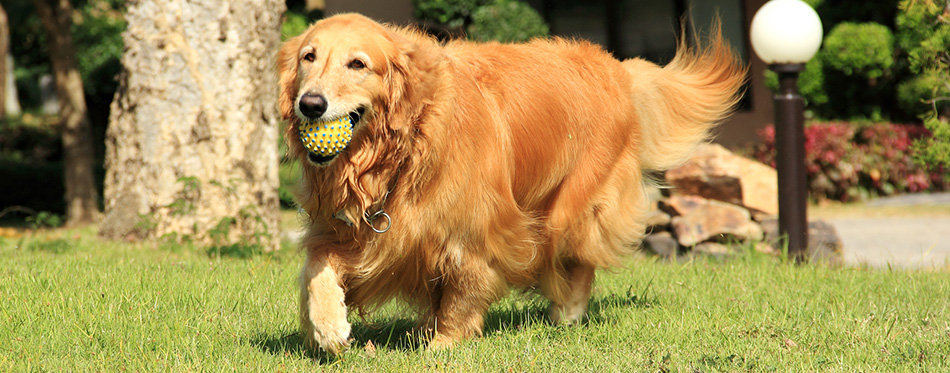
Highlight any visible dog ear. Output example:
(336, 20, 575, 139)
(277, 33, 303, 121)
(383, 28, 441, 130)
(384, 50, 409, 120)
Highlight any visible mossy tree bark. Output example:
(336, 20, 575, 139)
(33, 0, 101, 226)
(101, 0, 284, 251)
(0, 4, 8, 119)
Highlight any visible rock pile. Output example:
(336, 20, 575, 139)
(643, 144, 843, 265)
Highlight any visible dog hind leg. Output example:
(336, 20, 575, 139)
(547, 261, 596, 324)
(543, 152, 649, 323)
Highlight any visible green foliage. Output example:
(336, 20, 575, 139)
(412, 0, 491, 29)
(897, 0, 950, 168)
(72, 0, 127, 100)
(25, 211, 64, 229)
(412, 0, 548, 42)
(797, 58, 829, 108)
(167, 176, 200, 217)
(812, 22, 895, 120)
(897, 71, 949, 116)
(766, 59, 828, 112)
(7, 0, 126, 126)
(914, 113, 950, 169)
(762, 1, 927, 122)
(144, 176, 271, 254)
(465, 0, 548, 43)
(822, 22, 894, 79)
(896, 0, 950, 73)
(282, 8, 311, 40)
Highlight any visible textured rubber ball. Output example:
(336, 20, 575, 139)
(298, 116, 354, 157)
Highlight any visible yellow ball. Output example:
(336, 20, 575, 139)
(298, 117, 354, 157)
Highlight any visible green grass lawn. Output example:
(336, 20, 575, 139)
(1, 225, 948, 371)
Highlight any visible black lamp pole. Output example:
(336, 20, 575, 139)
(771, 63, 808, 261)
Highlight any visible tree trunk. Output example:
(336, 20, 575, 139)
(0, 4, 8, 119)
(101, 0, 284, 251)
(33, 0, 101, 226)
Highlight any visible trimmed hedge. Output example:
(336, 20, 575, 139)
(466, 0, 548, 43)
(413, 0, 548, 42)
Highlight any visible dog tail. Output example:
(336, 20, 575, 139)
(624, 23, 747, 171)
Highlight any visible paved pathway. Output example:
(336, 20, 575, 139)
(827, 193, 950, 269)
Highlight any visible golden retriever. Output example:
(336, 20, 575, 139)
(278, 13, 745, 354)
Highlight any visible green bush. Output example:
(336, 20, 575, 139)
(896, 0, 949, 74)
(818, 22, 895, 120)
(914, 113, 950, 169)
(765, 21, 898, 121)
(897, 71, 949, 117)
(897, 0, 950, 169)
(466, 0, 548, 43)
(413, 0, 547, 42)
(281, 4, 324, 40)
(72, 0, 126, 100)
(797, 58, 829, 108)
(761, 2, 936, 122)
(822, 22, 894, 79)
(766, 58, 828, 113)
(281, 10, 311, 40)
(412, 0, 491, 29)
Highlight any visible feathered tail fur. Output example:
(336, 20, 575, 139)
(625, 24, 748, 171)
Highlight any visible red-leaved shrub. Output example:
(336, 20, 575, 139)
(750, 122, 949, 202)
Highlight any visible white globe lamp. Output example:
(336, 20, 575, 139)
(749, 0, 823, 261)
(750, 0, 823, 64)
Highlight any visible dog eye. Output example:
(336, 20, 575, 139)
(347, 59, 366, 70)
(302, 52, 315, 63)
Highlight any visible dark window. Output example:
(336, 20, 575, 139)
(527, 0, 751, 109)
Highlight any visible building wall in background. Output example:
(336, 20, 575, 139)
(325, 0, 414, 24)
(325, 0, 772, 147)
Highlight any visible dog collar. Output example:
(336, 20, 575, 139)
(332, 162, 403, 234)
(331, 208, 389, 233)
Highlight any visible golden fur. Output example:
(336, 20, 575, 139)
(278, 13, 746, 354)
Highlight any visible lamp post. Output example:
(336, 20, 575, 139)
(750, 0, 822, 261)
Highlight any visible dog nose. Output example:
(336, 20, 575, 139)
(299, 93, 328, 119)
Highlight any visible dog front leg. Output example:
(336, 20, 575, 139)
(299, 251, 350, 355)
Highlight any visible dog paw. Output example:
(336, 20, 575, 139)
(427, 333, 457, 351)
(315, 327, 352, 355)
(302, 285, 352, 355)
(548, 301, 588, 324)
(306, 317, 352, 355)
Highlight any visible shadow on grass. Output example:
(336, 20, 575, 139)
(483, 298, 548, 334)
(205, 243, 264, 259)
(250, 290, 655, 363)
(248, 317, 419, 363)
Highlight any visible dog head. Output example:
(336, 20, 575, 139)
(278, 13, 441, 167)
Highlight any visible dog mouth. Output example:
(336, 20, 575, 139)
(304, 107, 366, 165)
